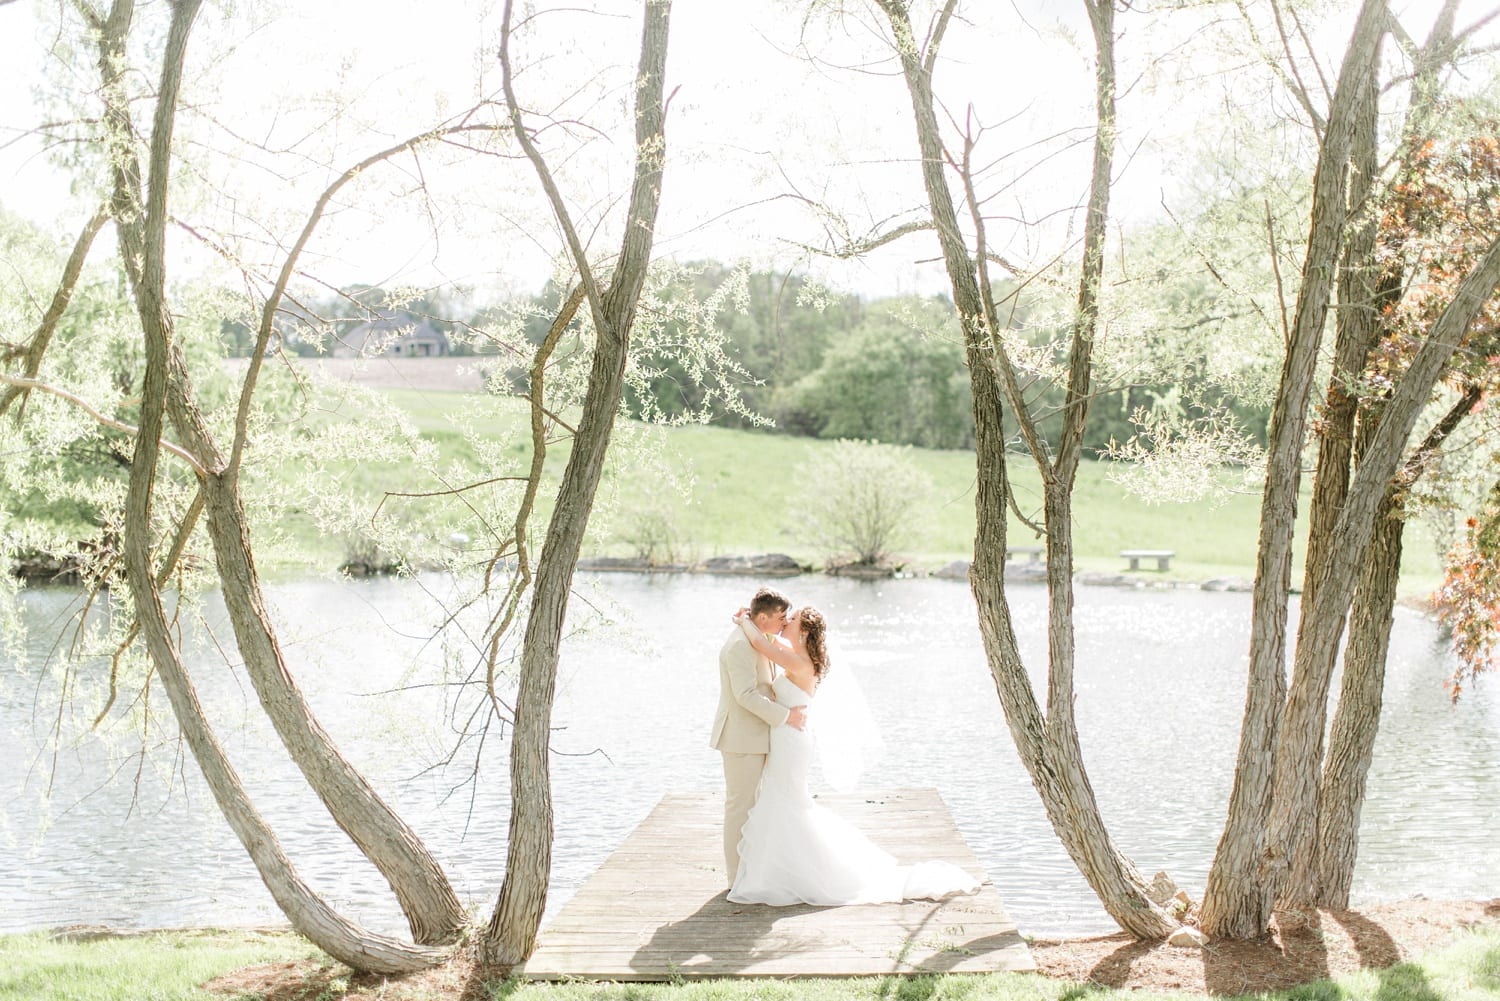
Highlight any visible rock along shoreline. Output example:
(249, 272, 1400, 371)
(574, 553, 1258, 593)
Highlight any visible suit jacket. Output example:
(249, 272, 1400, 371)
(710, 625, 790, 753)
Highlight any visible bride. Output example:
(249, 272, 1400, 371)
(726, 605, 981, 906)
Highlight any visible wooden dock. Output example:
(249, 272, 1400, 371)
(523, 788, 1035, 980)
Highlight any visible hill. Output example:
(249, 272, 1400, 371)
(311, 386, 1442, 597)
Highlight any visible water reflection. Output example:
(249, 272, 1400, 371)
(1, 573, 1495, 938)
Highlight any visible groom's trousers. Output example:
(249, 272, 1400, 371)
(721, 751, 767, 884)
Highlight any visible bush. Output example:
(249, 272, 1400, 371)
(795, 440, 933, 566)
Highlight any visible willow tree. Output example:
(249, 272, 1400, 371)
(1290, 87, 1500, 920)
(870, 0, 1180, 939)
(480, 0, 674, 967)
(829, 0, 1499, 944)
(1201, 0, 1500, 938)
(8, 0, 688, 971)
(25, 0, 479, 972)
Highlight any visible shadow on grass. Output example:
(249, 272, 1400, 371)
(872, 972, 943, 1001)
(1477, 945, 1500, 993)
(1282, 982, 1343, 1001)
(1373, 962, 1444, 1001)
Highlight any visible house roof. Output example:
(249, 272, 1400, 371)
(336, 312, 449, 357)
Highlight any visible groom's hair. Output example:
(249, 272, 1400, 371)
(748, 587, 791, 618)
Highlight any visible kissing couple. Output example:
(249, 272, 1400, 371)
(711, 586, 981, 906)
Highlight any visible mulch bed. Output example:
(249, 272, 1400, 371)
(1028, 898, 1500, 995)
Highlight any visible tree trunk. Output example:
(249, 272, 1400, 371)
(875, 0, 1177, 939)
(1246, 4, 1476, 919)
(1268, 4, 1488, 913)
(124, 491, 452, 972)
(125, 497, 452, 972)
(1267, 49, 1382, 916)
(1310, 487, 1401, 908)
(194, 471, 468, 943)
(1201, 0, 1388, 939)
(481, 0, 673, 967)
(1269, 228, 1500, 899)
(1310, 382, 1480, 906)
(94, 0, 465, 949)
(113, 0, 449, 974)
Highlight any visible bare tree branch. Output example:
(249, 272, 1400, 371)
(0, 374, 206, 474)
(499, 1, 605, 329)
(1284, 3, 1332, 131)
(227, 119, 510, 481)
(1401, 382, 1482, 482)
(93, 487, 206, 728)
(1265, 199, 1292, 348)
(0, 206, 109, 419)
(956, 114, 1051, 469)
(1233, 0, 1326, 136)
(922, 0, 960, 78)
(483, 282, 585, 725)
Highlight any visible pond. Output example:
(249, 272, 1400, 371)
(2, 572, 1497, 938)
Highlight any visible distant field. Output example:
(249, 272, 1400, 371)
(225, 355, 490, 392)
(282, 384, 1445, 598)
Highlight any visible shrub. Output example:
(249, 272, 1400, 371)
(796, 439, 933, 566)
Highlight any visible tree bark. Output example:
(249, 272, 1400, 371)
(481, 0, 673, 967)
(192, 472, 468, 944)
(1311, 383, 1480, 906)
(874, 0, 1178, 939)
(1270, 228, 1500, 901)
(1201, 0, 1388, 940)
(93, 0, 465, 949)
(1267, 44, 1382, 915)
(1247, 3, 1475, 918)
(1268, 1, 1478, 913)
(1309, 487, 1400, 909)
(112, 0, 449, 974)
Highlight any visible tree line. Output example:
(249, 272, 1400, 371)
(234, 259, 1273, 457)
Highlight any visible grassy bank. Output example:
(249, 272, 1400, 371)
(263, 384, 1447, 597)
(4, 924, 1499, 1001)
(0, 929, 319, 1001)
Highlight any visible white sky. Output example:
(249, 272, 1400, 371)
(0, 0, 1493, 304)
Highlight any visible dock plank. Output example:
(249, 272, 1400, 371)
(523, 788, 1035, 980)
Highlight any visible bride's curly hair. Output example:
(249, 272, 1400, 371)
(798, 606, 831, 682)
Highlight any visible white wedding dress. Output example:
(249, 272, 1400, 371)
(727, 674, 982, 906)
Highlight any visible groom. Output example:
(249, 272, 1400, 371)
(711, 585, 806, 886)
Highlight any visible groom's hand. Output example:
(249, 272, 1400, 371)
(786, 706, 807, 730)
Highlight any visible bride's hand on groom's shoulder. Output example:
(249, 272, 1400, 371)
(731, 606, 749, 622)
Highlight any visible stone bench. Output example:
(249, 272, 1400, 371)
(1005, 545, 1043, 563)
(1121, 549, 1174, 571)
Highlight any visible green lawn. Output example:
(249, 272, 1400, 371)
(254, 385, 1446, 599)
(4, 925, 1499, 1001)
(0, 929, 320, 1001)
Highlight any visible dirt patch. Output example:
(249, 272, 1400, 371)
(1028, 898, 1500, 996)
(206, 899, 1500, 998)
(207, 949, 491, 1001)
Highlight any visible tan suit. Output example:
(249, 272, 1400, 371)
(711, 626, 790, 883)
